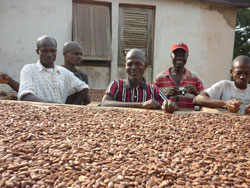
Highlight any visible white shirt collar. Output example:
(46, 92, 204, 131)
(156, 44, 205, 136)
(36, 60, 60, 74)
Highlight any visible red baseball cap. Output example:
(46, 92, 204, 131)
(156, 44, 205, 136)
(171, 42, 189, 53)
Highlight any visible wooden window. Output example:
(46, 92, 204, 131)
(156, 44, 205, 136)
(73, 2, 112, 61)
(118, 6, 154, 65)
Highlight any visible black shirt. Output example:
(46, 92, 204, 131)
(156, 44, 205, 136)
(65, 69, 88, 104)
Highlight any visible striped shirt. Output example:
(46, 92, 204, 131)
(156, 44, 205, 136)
(105, 79, 167, 105)
(154, 67, 204, 109)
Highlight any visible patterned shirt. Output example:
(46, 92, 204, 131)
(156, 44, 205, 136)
(154, 67, 204, 109)
(105, 79, 167, 105)
(18, 61, 89, 103)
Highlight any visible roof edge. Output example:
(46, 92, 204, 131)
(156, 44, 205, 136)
(199, 0, 250, 8)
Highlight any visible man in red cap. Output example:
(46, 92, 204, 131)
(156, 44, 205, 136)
(154, 42, 204, 109)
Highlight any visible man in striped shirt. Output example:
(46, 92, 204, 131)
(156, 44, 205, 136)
(154, 42, 204, 109)
(101, 49, 177, 113)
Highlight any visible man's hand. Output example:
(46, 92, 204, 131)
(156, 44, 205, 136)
(142, 99, 161, 109)
(244, 104, 250, 114)
(0, 91, 7, 96)
(162, 100, 177, 113)
(0, 73, 9, 84)
(83, 92, 91, 105)
(0, 73, 19, 92)
(225, 99, 241, 113)
(184, 85, 199, 96)
(165, 87, 179, 97)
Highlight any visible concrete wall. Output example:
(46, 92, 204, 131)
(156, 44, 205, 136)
(0, 0, 237, 92)
(98, 0, 237, 88)
(0, 0, 72, 92)
(79, 66, 110, 89)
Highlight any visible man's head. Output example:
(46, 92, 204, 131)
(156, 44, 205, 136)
(125, 49, 147, 80)
(36, 35, 57, 68)
(231, 55, 250, 89)
(170, 42, 189, 70)
(63, 42, 83, 66)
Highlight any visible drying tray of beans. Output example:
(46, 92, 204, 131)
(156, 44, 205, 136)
(0, 100, 249, 188)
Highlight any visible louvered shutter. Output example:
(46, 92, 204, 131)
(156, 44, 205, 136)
(73, 3, 112, 61)
(118, 7, 154, 65)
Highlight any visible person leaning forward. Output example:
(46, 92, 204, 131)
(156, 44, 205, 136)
(101, 48, 177, 113)
(193, 55, 250, 114)
(154, 42, 204, 110)
(62, 41, 90, 105)
(18, 35, 89, 104)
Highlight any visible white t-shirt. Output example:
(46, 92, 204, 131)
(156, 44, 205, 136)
(205, 80, 250, 113)
(18, 61, 89, 103)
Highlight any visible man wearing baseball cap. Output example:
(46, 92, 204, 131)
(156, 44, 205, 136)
(154, 42, 204, 109)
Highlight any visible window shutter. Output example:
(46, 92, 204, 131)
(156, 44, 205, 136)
(73, 3, 112, 61)
(118, 7, 154, 65)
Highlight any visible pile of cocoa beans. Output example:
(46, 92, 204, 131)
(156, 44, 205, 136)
(0, 101, 249, 188)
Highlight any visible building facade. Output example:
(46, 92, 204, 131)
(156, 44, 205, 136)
(0, 0, 249, 92)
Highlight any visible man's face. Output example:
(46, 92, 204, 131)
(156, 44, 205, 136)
(171, 49, 188, 69)
(37, 41, 57, 68)
(231, 63, 250, 89)
(126, 56, 146, 80)
(64, 46, 83, 66)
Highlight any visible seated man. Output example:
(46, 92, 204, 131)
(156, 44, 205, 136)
(0, 41, 90, 104)
(193, 55, 250, 114)
(154, 42, 204, 110)
(101, 48, 177, 113)
(18, 35, 90, 104)
(62, 41, 90, 105)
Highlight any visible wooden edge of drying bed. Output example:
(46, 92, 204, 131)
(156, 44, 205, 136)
(0, 99, 249, 116)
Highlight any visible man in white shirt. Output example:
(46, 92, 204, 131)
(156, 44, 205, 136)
(193, 55, 250, 114)
(18, 35, 89, 104)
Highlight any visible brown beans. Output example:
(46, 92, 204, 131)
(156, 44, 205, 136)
(0, 101, 249, 187)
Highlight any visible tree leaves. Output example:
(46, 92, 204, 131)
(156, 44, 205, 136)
(233, 8, 250, 58)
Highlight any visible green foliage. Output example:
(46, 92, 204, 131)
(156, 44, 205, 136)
(233, 8, 250, 58)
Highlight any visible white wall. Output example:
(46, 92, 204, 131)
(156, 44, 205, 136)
(98, 0, 237, 88)
(0, 0, 237, 91)
(0, 0, 72, 91)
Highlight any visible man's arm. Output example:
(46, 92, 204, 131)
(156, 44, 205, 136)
(0, 73, 19, 92)
(193, 91, 227, 108)
(101, 94, 162, 109)
(101, 94, 145, 108)
(7, 77, 20, 92)
(21, 93, 55, 103)
(73, 88, 90, 105)
(245, 104, 250, 114)
(193, 91, 241, 113)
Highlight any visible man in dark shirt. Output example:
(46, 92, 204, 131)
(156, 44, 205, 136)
(63, 41, 90, 105)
